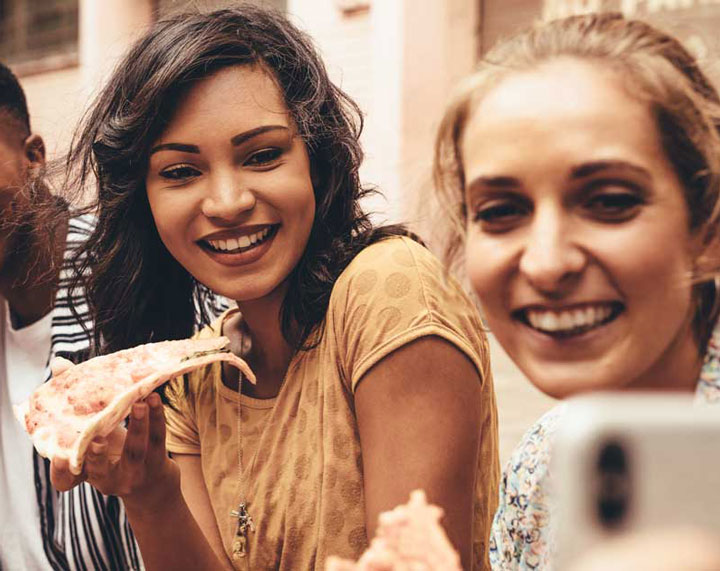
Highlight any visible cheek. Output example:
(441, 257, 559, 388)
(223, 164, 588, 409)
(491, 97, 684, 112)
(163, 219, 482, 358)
(284, 177, 316, 231)
(595, 223, 693, 300)
(464, 233, 509, 308)
(146, 191, 187, 253)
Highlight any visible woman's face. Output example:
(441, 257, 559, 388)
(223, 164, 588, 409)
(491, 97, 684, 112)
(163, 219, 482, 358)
(146, 65, 315, 304)
(461, 59, 702, 398)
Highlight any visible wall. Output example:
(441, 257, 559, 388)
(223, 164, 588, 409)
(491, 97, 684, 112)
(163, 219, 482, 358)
(20, 0, 154, 159)
(288, 0, 480, 227)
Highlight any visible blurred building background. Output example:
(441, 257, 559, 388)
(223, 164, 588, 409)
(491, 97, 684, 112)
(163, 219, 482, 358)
(4, 0, 720, 462)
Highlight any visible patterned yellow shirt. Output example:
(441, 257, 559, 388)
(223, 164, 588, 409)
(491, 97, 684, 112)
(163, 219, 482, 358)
(165, 236, 499, 570)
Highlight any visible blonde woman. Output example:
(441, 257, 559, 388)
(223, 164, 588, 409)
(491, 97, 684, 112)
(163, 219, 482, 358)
(434, 12, 720, 569)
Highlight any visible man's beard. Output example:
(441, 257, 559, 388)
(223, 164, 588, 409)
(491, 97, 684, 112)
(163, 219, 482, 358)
(0, 181, 65, 289)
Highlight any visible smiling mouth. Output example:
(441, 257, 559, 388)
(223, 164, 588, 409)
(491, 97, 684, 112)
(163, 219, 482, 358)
(514, 302, 624, 338)
(201, 225, 279, 254)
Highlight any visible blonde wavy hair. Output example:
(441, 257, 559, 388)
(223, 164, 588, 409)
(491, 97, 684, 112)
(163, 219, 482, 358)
(433, 12, 720, 347)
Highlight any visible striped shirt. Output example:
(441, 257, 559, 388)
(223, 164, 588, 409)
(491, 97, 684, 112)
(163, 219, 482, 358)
(32, 214, 228, 570)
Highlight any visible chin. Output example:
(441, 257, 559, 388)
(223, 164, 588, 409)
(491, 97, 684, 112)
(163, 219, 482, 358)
(523, 365, 623, 400)
(223, 283, 285, 305)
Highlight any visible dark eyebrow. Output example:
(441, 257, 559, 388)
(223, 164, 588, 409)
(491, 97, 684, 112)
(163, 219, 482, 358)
(231, 125, 290, 146)
(149, 125, 290, 156)
(570, 160, 652, 182)
(466, 175, 522, 192)
(149, 142, 200, 155)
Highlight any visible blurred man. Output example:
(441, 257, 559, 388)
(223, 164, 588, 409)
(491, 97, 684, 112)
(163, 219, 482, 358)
(0, 62, 142, 570)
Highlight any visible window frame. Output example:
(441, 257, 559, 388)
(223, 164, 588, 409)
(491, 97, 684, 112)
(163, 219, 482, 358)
(0, 0, 79, 77)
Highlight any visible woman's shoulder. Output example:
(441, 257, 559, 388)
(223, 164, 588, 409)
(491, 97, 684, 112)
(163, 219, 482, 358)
(698, 317, 720, 404)
(333, 235, 459, 300)
(491, 404, 565, 569)
(324, 235, 490, 390)
(499, 404, 565, 523)
(505, 403, 565, 483)
(328, 234, 485, 337)
(342, 235, 433, 273)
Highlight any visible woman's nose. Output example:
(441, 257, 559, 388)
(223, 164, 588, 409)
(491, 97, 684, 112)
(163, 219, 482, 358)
(201, 172, 257, 222)
(518, 208, 587, 294)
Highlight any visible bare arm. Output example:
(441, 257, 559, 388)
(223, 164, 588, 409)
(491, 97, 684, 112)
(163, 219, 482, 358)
(51, 394, 232, 571)
(355, 336, 484, 571)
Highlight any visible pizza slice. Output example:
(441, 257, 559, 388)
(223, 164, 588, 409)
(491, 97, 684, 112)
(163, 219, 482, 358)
(14, 336, 255, 475)
(325, 490, 462, 571)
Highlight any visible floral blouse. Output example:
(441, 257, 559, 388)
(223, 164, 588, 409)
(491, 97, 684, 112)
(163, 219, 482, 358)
(489, 322, 720, 570)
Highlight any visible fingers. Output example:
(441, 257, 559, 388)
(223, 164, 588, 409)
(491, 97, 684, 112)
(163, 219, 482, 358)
(146, 393, 167, 470)
(64, 397, 167, 500)
(51, 457, 86, 491)
(50, 356, 75, 377)
(105, 424, 127, 463)
(85, 439, 111, 481)
(120, 402, 150, 472)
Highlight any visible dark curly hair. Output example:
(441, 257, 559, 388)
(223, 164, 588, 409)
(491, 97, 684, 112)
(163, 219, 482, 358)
(66, 5, 410, 354)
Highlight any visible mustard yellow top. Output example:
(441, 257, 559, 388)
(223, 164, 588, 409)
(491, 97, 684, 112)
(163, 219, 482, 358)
(164, 236, 499, 570)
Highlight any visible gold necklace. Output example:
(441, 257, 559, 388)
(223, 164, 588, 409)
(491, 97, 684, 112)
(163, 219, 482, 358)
(230, 322, 255, 560)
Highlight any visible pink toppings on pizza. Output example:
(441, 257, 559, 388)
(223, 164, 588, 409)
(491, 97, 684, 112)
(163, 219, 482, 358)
(325, 490, 462, 571)
(14, 336, 255, 475)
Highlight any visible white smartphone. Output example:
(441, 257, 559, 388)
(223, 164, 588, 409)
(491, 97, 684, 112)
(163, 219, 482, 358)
(552, 393, 720, 570)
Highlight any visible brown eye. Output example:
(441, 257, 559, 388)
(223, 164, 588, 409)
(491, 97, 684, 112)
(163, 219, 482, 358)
(160, 164, 201, 180)
(585, 189, 644, 222)
(472, 200, 529, 233)
(245, 148, 282, 167)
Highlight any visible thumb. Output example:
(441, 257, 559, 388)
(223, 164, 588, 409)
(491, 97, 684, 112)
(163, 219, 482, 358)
(50, 356, 75, 377)
(51, 457, 86, 491)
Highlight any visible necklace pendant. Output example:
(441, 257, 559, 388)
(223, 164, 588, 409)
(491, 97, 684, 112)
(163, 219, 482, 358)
(231, 502, 255, 559)
(232, 534, 248, 559)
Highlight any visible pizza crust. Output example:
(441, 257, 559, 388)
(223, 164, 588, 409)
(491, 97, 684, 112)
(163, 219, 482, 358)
(15, 336, 255, 475)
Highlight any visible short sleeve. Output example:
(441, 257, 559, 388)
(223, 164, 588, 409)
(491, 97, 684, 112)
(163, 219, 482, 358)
(329, 236, 490, 393)
(165, 375, 201, 454)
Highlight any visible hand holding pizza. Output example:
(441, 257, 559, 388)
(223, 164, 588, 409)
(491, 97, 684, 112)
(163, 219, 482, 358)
(17, 337, 254, 494)
(52, 393, 181, 510)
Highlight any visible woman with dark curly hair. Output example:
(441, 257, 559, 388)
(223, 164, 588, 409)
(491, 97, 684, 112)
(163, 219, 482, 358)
(51, 6, 499, 570)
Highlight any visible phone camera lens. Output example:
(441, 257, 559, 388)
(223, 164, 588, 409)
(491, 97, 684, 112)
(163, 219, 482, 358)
(596, 440, 631, 529)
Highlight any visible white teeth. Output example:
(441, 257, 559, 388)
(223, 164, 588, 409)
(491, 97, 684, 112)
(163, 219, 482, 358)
(206, 227, 273, 252)
(559, 312, 573, 330)
(539, 313, 558, 331)
(526, 304, 616, 334)
(586, 307, 595, 325)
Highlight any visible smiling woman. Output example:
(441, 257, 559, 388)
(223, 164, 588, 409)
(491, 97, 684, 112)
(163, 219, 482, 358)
(54, 5, 499, 571)
(433, 11, 720, 569)
(145, 66, 315, 305)
(460, 56, 699, 399)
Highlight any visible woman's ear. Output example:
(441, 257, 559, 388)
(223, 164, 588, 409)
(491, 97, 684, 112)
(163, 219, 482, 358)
(693, 238, 720, 282)
(23, 134, 46, 172)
